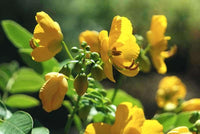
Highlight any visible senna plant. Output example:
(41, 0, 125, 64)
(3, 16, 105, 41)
(0, 11, 200, 134)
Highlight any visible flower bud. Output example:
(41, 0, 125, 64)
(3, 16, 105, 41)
(90, 52, 99, 61)
(81, 41, 87, 48)
(74, 73, 88, 96)
(91, 64, 106, 81)
(73, 61, 82, 74)
(71, 47, 79, 53)
(39, 72, 68, 112)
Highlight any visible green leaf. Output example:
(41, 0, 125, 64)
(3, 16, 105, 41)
(0, 111, 33, 134)
(9, 68, 45, 93)
(19, 48, 60, 75)
(175, 112, 193, 128)
(0, 61, 18, 91)
(154, 113, 177, 132)
(1, 20, 32, 49)
(0, 101, 7, 120)
(31, 127, 49, 134)
(154, 112, 194, 133)
(106, 89, 143, 108)
(5, 94, 40, 108)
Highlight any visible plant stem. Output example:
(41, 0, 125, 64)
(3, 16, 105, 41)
(65, 95, 81, 134)
(143, 44, 150, 55)
(111, 74, 125, 102)
(62, 41, 74, 60)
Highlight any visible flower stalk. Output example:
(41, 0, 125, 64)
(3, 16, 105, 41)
(65, 95, 81, 134)
(62, 41, 74, 60)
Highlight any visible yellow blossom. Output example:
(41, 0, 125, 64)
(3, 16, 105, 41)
(84, 102, 163, 134)
(167, 126, 193, 134)
(99, 16, 140, 82)
(79, 30, 100, 53)
(182, 98, 200, 111)
(30, 11, 63, 62)
(156, 76, 186, 110)
(147, 15, 177, 74)
(39, 72, 68, 112)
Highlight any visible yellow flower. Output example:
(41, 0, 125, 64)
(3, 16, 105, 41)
(30, 11, 63, 62)
(79, 30, 100, 53)
(39, 72, 68, 112)
(156, 76, 186, 110)
(99, 16, 140, 82)
(84, 102, 163, 134)
(147, 15, 177, 74)
(167, 126, 193, 134)
(182, 98, 200, 111)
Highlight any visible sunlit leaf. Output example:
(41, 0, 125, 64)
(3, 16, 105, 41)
(106, 89, 143, 108)
(5, 94, 40, 108)
(9, 68, 44, 93)
(1, 20, 32, 49)
(154, 113, 177, 132)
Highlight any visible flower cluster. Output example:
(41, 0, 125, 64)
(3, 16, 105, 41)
(25, 11, 200, 134)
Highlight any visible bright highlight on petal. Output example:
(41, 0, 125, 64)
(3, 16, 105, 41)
(84, 102, 163, 134)
(147, 15, 177, 74)
(39, 72, 68, 112)
(99, 16, 140, 82)
(30, 11, 63, 62)
(156, 76, 186, 110)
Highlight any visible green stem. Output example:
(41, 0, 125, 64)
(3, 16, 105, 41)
(65, 95, 81, 134)
(143, 44, 150, 55)
(111, 74, 125, 102)
(62, 41, 74, 60)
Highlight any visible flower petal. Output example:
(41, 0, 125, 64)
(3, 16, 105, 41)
(117, 66, 139, 77)
(182, 98, 200, 111)
(109, 16, 133, 48)
(161, 45, 177, 58)
(103, 60, 115, 82)
(156, 76, 186, 109)
(84, 123, 111, 134)
(31, 45, 61, 62)
(99, 30, 115, 82)
(141, 120, 164, 134)
(111, 103, 145, 134)
(150, 49, 167, 74)
(79, 30, 100, 53)
(39, 73, 68, 112)
(147, 15, 167, 46)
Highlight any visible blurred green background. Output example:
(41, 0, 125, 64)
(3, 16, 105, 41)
(1, 0, 200, 133)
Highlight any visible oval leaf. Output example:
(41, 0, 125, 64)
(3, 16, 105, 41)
(106, 89, 143, 108)
(9, 68, 44, 93)
(154, 112, 177, 132)
(1, 20, 32, 49)
(5, 94, 40, 108)
(0, 111, 33, 134)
